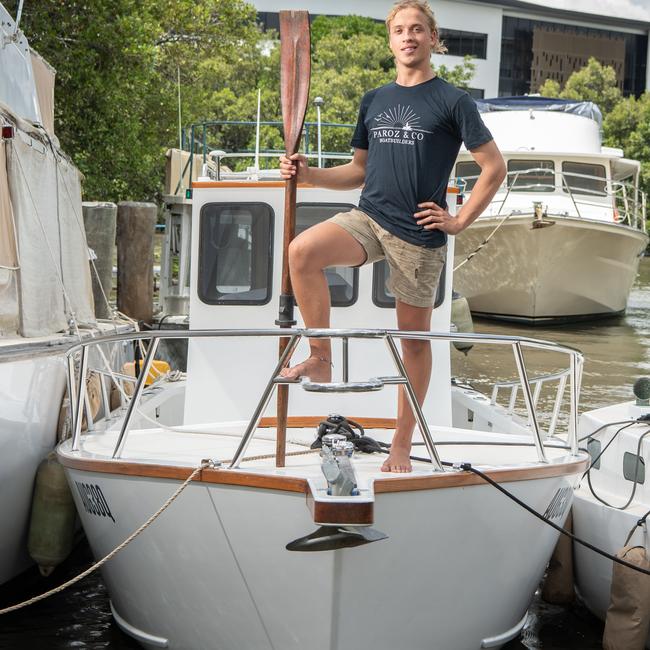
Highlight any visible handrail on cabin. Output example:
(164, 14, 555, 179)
(458, 167, 647, 231)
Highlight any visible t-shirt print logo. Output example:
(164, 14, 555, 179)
(371, 104, 432, 146)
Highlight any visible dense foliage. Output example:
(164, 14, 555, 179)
(8, 2, 474, 200)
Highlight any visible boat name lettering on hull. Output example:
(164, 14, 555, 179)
(75, 481, 115, 522)
(543, 486, 572, 521)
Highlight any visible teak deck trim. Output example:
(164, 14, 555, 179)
(58, 452, 588, 494)
(192, 181, 316, 189)
(258, 416, 397, 429)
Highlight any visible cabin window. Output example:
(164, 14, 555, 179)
(455, 161, 482, 192)
(296, 203, 358, 307)
(562, 162, 607, 196)
(623, 452, 645, 484)
(373, 260, 446, 309)
(198, 202, 273, 305)
(507, 160, 555, 192)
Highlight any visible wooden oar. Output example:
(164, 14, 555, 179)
(276, 10, 311, 468)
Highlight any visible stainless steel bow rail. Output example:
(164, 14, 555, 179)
(64, 329, 584, 469)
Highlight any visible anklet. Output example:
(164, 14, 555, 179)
(310, 355, 333, 367)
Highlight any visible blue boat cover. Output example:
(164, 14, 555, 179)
(475, 97, 602, 127)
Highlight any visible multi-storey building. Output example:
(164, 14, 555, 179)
(253, 0, 650, 98)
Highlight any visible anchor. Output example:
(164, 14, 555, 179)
(286, 431, 388, 551)
(531, 200, 555, 229)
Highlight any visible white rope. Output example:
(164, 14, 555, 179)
(0, 460, 212, 616)
(453, 210, 514, 272)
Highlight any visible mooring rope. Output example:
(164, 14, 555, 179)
(0, 460, 213, 616)
(453, 210, 514, 272)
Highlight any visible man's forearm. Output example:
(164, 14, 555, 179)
(456, 164, 505, 230)
(304, 160, 365, 190)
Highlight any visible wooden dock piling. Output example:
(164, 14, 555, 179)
(82, 201, 116, 319)
(116, 201, 156, 324)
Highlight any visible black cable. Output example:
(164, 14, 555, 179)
(624, 507, 650, 547)
(586, 427, 650, 510)
(581, 420, 650, 510)
(458, 461, 650, 576)
(582, 421, 637, 478)
(578, 419, 639, 443)
(378, 448, 650, 575)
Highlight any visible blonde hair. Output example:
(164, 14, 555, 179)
(385, 1, 447, 54)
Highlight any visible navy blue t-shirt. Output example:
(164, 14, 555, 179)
(351, 76, 493, 248)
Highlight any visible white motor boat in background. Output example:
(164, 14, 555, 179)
(454, 97, 648, 325)
(58, 177, 589, 650)
(572, 378, 650, 637)
(0, 3, 127, 585)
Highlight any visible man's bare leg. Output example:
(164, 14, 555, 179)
(381, 300, 433, 473)
(280, 221, 366, 381)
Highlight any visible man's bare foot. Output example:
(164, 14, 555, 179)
(381, 446, 412, 473)
(279, 355, 332, 382)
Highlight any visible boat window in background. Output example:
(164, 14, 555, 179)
(198, 202, 273, 305)
(623, 452, 645, 484)
(507, 159, 555, 192)
(455, 160, 482, 192)
(296, 203, 358, 307)
(561, 161, 607, 196)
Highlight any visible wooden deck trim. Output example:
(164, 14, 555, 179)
(191, 181, 316, 189)
(258, 416, 396, 429)
(306, 493, 374, 526)
(374, 458, 588, 493)
(58, 451, 588, 495)
(59, 455, 308, 493)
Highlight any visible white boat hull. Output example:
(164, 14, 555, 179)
(572, 401, 650, 647)
(454, 215, 648, 323)
(64, 464, 576, 650)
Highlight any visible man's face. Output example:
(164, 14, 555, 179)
(388, 7, 437, 69)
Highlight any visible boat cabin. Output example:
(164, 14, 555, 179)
(455, 98, 645, 228)
(181, 180, 458, 427)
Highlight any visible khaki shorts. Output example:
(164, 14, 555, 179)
(328, 208, 446, 308)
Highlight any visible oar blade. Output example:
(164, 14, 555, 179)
(279, 10, 311, 155)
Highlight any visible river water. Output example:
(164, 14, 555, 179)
(0, 258, 648, 649)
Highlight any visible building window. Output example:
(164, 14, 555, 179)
(499, 16, 648, 98)
(440, 29, 487, 59)
(561, 162, 607, 196)
(507, 160, 555, 192)
(455, 160, 482, 192)
(373, 260, 446, 309)
(296, 204, 358, 307)
(198, 203, 273, 305)
(467, 88, 485, 100)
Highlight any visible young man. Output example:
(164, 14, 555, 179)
(279, 0, 506, 472)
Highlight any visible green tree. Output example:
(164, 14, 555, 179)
(604, 93, 650, 194)
(538, 79, 561, 97)
(7, 0, 264, 201)
(538, 57, 621, 115)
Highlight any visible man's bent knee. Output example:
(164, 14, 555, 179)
(288, 236, 322, 274)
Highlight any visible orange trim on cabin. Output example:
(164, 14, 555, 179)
(192, 181, 316, 189)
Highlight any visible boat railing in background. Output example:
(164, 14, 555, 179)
(459, 168, 647, 231)
(490, 368, 570, 438)
(180, 119, 355, 182)
(64, 329, 584, 469)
